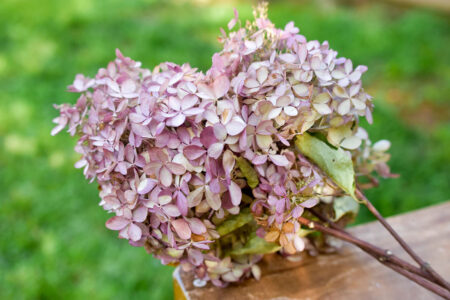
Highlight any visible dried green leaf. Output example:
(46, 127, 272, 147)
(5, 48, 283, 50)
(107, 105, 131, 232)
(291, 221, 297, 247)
(230, 232, 281, 256)
(216, 208, 254, 236)
(295, 132, 357, 199)
(332, 196, 359, 222)
(236, 157, 259, 188)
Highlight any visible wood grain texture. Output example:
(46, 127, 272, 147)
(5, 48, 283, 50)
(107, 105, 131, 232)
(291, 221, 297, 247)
(173, 201, 450, 300)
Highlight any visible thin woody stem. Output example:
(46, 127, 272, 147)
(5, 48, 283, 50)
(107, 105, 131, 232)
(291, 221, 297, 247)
(298, 217, 450, 299)
(307, 208, 444, 287)
(367, 252, 450, 300)
(356, 189, 450, 291)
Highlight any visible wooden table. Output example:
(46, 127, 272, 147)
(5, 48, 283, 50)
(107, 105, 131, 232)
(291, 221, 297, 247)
(173, 202, 450, 300)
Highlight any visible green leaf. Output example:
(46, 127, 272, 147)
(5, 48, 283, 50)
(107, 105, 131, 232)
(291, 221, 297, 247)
(229, 232, 281, 256)
(216, 208, 254, 236)
(236, 157, 259, 188)
(332, 196, 359, 222)
(295, 132, 357, 199)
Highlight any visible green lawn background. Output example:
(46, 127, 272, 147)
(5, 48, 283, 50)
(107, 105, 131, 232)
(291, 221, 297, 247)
(0, 0, 449, 299)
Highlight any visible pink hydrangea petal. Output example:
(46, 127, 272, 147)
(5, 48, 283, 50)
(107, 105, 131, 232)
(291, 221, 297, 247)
(128, 223, 142, 241)
(205, 186, 221, 210)
(181, 95, 199, 110)
(168, 97, 181, 111)
(166, 162, 186, 175)
(106, 216, 129, 230)
(229, 181, 242, 206)
(160, 166, 173, 187)
(183, 107, 204, 116)
(137, 178, 157, 194)
(225, 117, 246, 136)
(172, 219, 192, 240)
(166, 113, 186, 127)
(301, 198, 319, 208)
(200, 126, 217, 148)
(131, 123, 152, 138)
(222, 150, 235, 176)
(213, 75, 230, 99)
(188, 218, 207, 235)
(213, 123, 227, 140)
(207, 142, 224, 159)
(176, 192, 188, 216)
(269, 154, 289, 167)
(163, 204, 181, 217)
(252, 155, 267, 165)
(292, 206, 304, 218)
(132, 206, 148, 222)
(183, 145, 206, 160)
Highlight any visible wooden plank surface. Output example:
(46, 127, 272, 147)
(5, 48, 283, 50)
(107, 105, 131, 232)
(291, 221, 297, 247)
(173, 201, 450, 300)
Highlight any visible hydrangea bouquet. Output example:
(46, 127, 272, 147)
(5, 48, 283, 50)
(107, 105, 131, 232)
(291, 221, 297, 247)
(52, 4, 449, 297)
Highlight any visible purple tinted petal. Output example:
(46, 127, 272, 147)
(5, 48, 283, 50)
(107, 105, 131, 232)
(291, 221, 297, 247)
(163, 204, 181, 217)
(188, 218, 207, 235)
(128, 223, 142, 241)
(181, 95, 199, 110)
(292, 206, 304, 218)
(222, 150, 235, 176)
(225, 117, 246, 136)
(166, 113, 185, 127)
(200, 126, 218, 148)
(276, 199, 285, 213)
(168, 96, 181, 111)
(105, 216, 129, 230)
(137, 178, 157, 194)
(207, 142, 224, 159)
(273, 185, 285, 196)
(213, 123, 227, 140)
(132, 206, 148, 222)
(176, 192, 188, 216)
(160, 167, 173, 187)
(206, 178, 218, 194)
(183, 107, 204, 116)
(131, 123, 152, 138)
(301, 198, 319, 208)
(269, 154, 289, 167)
(183, 145, 206, 160)
(192, 241, 210, 250)
(252, 155, 267, 165)
(166, 162, 186, 175)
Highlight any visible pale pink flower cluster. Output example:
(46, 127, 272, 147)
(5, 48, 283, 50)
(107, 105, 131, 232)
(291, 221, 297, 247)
(53, 6, 392, 286)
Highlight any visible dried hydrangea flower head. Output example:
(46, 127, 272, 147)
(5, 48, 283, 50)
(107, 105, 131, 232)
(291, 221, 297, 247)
(52, 3, 393, 286)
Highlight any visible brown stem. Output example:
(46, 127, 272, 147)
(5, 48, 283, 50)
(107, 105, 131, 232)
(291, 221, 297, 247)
(298, 217, 450, 299)
(307, 208, 444, 287)
(367, 251, 450, 300)
(356, 189, 450, 291)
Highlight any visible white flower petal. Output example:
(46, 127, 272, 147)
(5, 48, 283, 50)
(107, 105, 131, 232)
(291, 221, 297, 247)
(337, 100, 351, 115)
(283, 106, 298, 116)
(341, 136, 362, 150)
(312, 103, 332, 115)
(267, 107, 283, 119)
(373, 140, 391, 152)
(292, 84, 309, 97)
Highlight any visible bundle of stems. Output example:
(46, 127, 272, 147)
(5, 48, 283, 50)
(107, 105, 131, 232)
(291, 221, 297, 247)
(298, 189, 450, 299)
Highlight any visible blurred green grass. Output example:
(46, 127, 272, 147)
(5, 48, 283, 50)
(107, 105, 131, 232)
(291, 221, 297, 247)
(0, 0, 449, 299)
